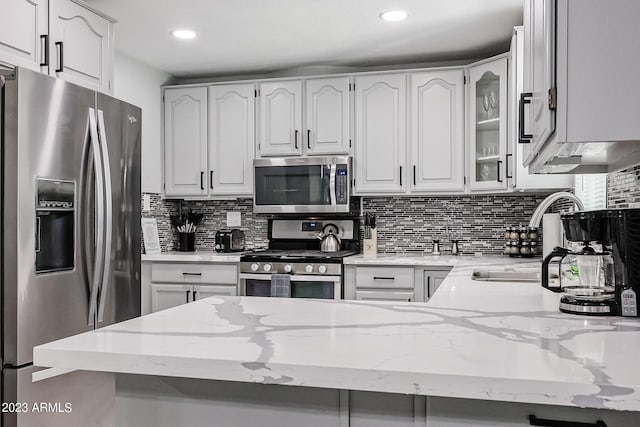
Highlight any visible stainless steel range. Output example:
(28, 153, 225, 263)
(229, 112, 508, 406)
(240, 218, 360, 299)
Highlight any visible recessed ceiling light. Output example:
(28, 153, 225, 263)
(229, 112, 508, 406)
(380, 10, 408, 22)
(171, 29, 197, 40)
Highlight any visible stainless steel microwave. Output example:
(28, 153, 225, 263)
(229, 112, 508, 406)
(253, 156, 352, 214)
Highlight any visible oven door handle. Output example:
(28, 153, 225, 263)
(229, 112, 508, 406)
(239, 273, 340, 282)
(329, 164, 337, 206)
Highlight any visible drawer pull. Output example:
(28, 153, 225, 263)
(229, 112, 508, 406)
(529, 415, 607, 427)
(373, 276, 395, 281)
(182, 272, 202, 276)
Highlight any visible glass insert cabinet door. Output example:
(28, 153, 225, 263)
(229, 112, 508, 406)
(469, 57, 508, 191)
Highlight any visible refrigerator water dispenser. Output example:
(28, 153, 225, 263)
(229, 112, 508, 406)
(35, 178, 75, 273)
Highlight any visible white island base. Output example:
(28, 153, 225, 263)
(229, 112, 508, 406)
(115, 374, 638, 427)
(34, 275, 640, 427)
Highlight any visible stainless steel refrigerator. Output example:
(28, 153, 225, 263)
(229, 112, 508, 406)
(0, 67, 141, 426)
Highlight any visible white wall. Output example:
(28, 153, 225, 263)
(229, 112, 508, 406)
(114, 53, 172, 194)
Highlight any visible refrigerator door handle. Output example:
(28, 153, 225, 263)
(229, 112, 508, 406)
(96, 110, 113, 323)
(87, 108, 106, 325)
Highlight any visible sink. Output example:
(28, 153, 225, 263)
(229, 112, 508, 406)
(471, 268, 542, 283)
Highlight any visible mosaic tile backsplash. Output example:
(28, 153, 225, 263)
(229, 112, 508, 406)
(142, 192, 570, 255)
(608, 165, 640, 208)
(142, 194, 269, 253)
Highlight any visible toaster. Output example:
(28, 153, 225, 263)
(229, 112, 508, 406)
(215, 229, 245, 252)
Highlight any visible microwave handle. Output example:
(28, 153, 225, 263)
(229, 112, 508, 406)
(329, 164, 337, 206)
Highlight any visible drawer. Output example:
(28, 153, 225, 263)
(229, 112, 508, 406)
(151, 263, 238, 285)
(355, 290, 414, 302)
(355, 266, 414, 290)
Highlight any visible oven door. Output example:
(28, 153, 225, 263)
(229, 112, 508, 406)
(240, 274, 341, 299)
(253, 157, 351, 214)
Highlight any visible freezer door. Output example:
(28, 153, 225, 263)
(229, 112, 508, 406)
(2, 69, 98, 366)
(95, 93, 141, 327)
(2, 365, 114, 427)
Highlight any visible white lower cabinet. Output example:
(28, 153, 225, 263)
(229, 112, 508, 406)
(193, 284, 237, 300)
(148, 262, 239, 313)
(151, 283, 192, 313)
(344, 265, 451, 302)
(421, 269, 449, 302)
(355, 290, 414, 302)
(427, 397, 640, 427)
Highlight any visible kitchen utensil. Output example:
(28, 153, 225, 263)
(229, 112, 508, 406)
(318, 224, 341, 253)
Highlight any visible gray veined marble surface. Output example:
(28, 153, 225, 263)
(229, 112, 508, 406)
(34, 257, 640, 412)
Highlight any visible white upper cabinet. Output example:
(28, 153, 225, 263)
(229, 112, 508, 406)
(258, 80, 303, 156)
(0, 0, 48, 71)
(409, 70, 465, 192)
(525, 0, 555, 158)
(164, 87, 208, 198)
(354, 74, 406, 194)
(468, 58, 508, 192)
(304, 77, 350, 155)
(48, 0, 114, 93)
(208, 84, 255, 196)
(508, 26, 572, 190)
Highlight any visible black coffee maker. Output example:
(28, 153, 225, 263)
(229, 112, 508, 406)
(542, 209, 640, 317)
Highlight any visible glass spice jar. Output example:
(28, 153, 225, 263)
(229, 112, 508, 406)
(520, 241, 531, 255)
(509, 227, 519, 240)
(509, 243, 521, 255)
(530, 241, 538, 255)
(528, 227, 539, 241)
(504, 242, 512, 255)
(519, 226, 528, 240)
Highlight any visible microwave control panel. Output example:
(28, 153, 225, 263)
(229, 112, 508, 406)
(336, 165, 348, 204)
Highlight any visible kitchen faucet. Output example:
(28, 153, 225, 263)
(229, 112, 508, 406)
(528, 192, 585, 229)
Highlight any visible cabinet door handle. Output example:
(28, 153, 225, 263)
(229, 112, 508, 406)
(40, 35, 49, 67)
(399, 166, 403, 186)
(186, 290, 191, 303)
(519, 92, 533, 143)
(182, 272, 202, 276)
(413, 165, 417, 186)
(200, 172, 204, 190)
(294, 130, 299, 149)
(506, 154, 513, 179)
(210, 171, 214, 189)
(529, 415, 606, 427)
(373, 276, 395, 281)
(307, 129, 311, 149)
(193, 291, 198, 301)
(425, 276, 431, 298)
(497, 160, 503, 183)
(55, 41, 64, 73)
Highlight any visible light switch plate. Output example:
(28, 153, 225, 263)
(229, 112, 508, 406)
(143, 194, 151, 212)
(227, 212, 241, 227)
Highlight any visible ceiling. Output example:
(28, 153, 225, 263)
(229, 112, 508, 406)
(86, 0, 523, 78)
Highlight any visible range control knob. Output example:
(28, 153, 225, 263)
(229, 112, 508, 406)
(263, 263, 273, 272)
(250, 263, 260, 272)
(305, 264, 313, 273)
(318, 265, 327, 274)
(283, 264, 293, 273)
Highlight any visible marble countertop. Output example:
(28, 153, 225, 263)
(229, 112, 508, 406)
(141, 251, 244, 263)
(34, 257, 640, 411)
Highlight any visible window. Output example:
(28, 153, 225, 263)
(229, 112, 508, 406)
(574, 174, 607, 210)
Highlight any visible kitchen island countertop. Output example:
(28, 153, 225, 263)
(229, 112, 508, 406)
(34, 256, 640, 412)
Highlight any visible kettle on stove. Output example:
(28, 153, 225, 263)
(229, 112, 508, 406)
(317, 224, 341, 253)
